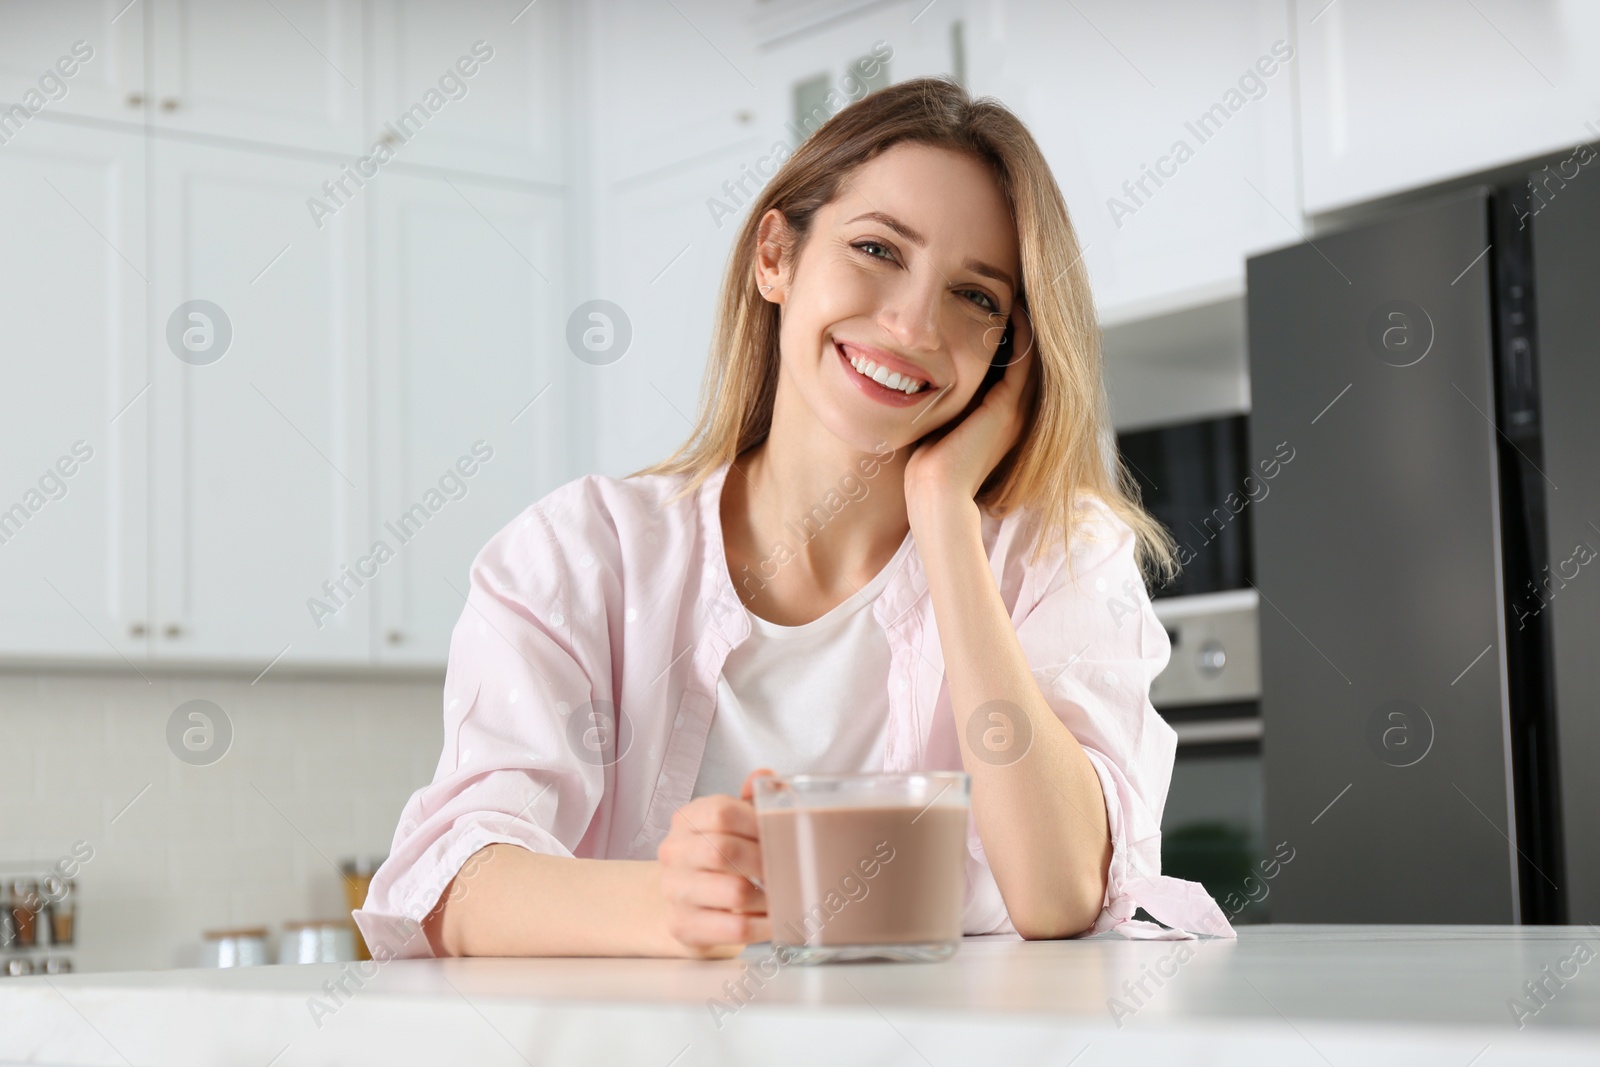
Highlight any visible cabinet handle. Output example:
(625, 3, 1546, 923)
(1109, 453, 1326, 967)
(164, 623, 182, 639)
(386, 630, 404, 645)
(160, 97, 179, 111)
(126, 91, 144, 108)
(129, 622, 146, 638)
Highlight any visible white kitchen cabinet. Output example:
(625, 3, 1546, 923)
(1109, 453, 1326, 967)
(145, 0, 364, 155)
(593, 0, 959, 197)
(747, 0, 965, 146)
(0, 0, 144, 126)
(0, 2, 579, 671)
(589, 0, 763, 188)
(1297, 0, 1600, 216)
(591, 156, 746, 478)
(147, 138, 369, 666)
(586, 0, 763, 477)
(966, 0, 1300, 323)
(0, 122, 149, 663)
(367, 0, 567, 184)
(369, 173, 571, 666)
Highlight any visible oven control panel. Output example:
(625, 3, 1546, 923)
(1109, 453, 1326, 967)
(1149, 589, 1261, 710)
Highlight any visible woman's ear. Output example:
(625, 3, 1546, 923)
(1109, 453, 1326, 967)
(754, 208, 792, 303)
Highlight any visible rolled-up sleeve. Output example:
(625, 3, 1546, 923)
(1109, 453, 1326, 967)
(1012, 499, 1234, 940)
(353, 499, 612, 960)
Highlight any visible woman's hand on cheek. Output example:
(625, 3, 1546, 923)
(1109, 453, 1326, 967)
(903, 300, 1035, 521)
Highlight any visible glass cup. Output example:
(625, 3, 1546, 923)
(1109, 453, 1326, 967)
(752, 771, 971, 964)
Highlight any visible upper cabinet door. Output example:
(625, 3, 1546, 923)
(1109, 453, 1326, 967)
(148, 138, 368, 666)
(368, 0, 568, 184)
(0, 121, 149, 663)
(1298, 0, 1600, 215)
(592, 155, 744, 479)
(146, 0, 364, 154)
(592, 0, 762, 186)
(0, 0, 145, 125)
(968, 0, 1299, 322)
(369, 172, 571, 667)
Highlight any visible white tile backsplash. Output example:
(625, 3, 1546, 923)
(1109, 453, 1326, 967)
(0, 667, 444, 974)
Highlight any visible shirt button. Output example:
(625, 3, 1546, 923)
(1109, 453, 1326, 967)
(625, 608, 638, 622)
(895, 678, 907, 692)
(551, 611, 565, 627)
(1103, 671, 1119, 686)
(1095, 577, 1107, 593)
(580, 553, 595, 567)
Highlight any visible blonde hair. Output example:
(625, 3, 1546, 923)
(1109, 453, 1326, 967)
(633, 76, 1179, 588)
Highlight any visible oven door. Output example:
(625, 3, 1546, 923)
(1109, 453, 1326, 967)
(1151, 591, 1273, 923)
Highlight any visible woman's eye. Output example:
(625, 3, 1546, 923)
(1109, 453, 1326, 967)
(853, 240, 997, 312)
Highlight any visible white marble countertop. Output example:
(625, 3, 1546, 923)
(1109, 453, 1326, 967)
(2, 925, 1598, 1065)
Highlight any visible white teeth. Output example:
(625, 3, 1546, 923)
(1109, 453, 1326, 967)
(844, 348, 926, 394)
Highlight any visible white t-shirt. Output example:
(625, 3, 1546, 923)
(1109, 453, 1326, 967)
(690, 532, 913, 799)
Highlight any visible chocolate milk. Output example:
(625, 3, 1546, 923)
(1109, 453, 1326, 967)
(757, 805, 968, 947)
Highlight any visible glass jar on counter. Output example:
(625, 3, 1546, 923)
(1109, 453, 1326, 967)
(279, 921, 356, 965)
(41, 876, 75, 947)
(7, 880, 40, 949)
(3, 957, 33, 977)
(201, 927, 270, 967)
(0, 887, 13, 950)
(339, 856, 384, 961)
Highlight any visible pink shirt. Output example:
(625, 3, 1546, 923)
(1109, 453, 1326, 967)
(353, 460, 1235, 957)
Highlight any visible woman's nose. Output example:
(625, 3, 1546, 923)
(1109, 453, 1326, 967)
(879, 282, 941, 353)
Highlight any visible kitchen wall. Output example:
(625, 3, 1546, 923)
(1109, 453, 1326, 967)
(0, 667, 443, 973)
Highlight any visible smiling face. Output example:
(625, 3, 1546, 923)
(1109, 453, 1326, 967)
(754, 141, 1023, 455)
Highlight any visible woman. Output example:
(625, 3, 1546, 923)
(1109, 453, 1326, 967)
(354, 76, 1233, 961)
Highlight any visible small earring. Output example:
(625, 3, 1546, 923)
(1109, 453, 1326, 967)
(759, 284, 773, 293)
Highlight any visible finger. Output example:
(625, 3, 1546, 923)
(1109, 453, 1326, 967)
(670, 906, 771, 951)
(669, 867, 767, 914)
(1011, 299, 1035, 365)
(740, 767, 778, 803)
(674, 794, 760, 841)
(670, 828, 765, 881)
(1004, 332, 1035, 399)
(997, 307, 1037, 404)
(987, 299, 1034, 370)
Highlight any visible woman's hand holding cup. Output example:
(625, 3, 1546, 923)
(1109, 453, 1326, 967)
(656, 768, 777, 958)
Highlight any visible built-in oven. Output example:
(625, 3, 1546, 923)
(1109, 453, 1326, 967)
(1117, 415, 1272, 923)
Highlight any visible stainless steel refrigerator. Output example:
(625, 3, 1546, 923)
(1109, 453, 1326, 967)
(1246, 163, 1600, 924)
